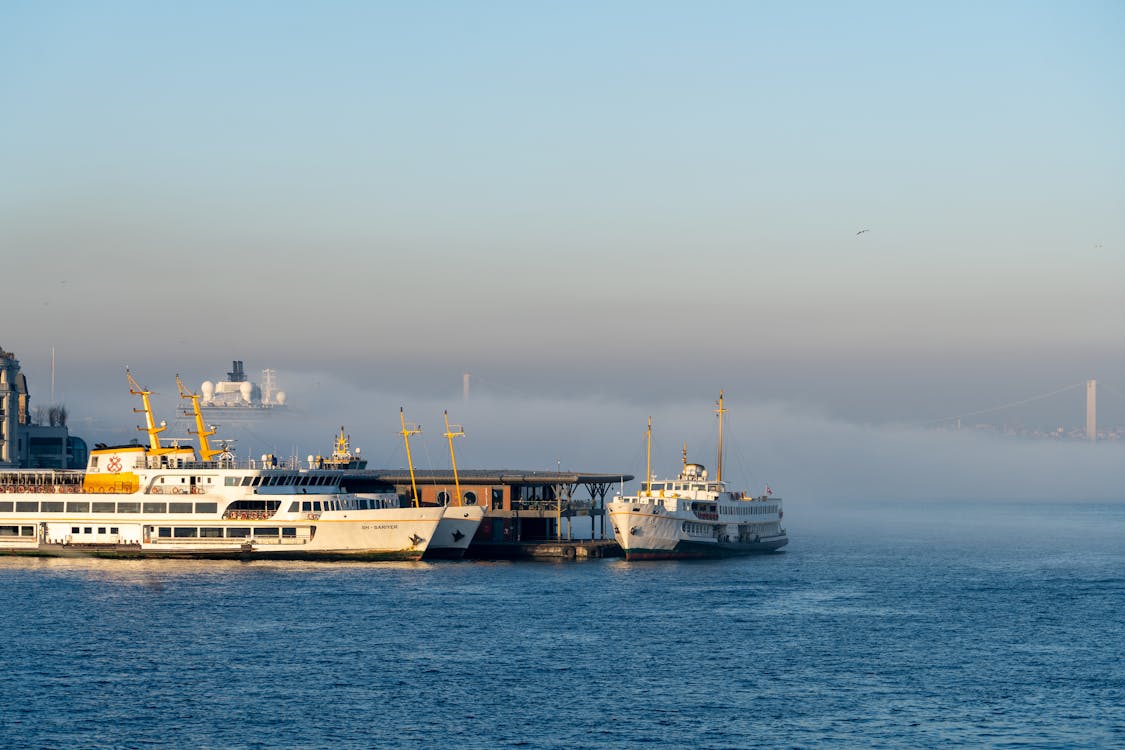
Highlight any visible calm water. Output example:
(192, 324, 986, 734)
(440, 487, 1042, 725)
(1, 501, 1121, 749)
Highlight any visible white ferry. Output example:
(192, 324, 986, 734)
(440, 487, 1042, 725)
(0, 372, 442, 560)
(607, 393, 788, 560)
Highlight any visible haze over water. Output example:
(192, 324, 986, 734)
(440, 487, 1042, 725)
(2, 3, 1123, 747)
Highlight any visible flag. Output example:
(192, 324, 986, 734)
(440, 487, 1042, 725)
(765, 484, 772, 496)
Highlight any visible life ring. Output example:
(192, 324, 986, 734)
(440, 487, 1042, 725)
(152, 487, 162, 494)
(16, 486, 26, 493)
(172, 487, 182, 495)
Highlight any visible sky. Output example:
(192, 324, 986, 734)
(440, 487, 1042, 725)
(2, 2, 1123, 497)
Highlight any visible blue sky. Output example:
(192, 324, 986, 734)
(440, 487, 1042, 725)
(2, 1, 1123, 434)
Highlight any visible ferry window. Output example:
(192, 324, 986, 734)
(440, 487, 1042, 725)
(492, 489, 504, 509)
(437, 491, 449, 505)
(41, 501, 64, 512)
(195, 503, 217, 514)
(117, 502, 140, 513)
(301, 501, 311, 512)
(98, 527, 106, 534)
(464, 492, 477, 505)
(143, 502, 166, 513)
(288, 502, 300, 512)
(110, 527, 119, 534)
(169, 503, 193, 514)
(0, 526, 18, 537)
(16, 501, 38, 512)
(240, 477, 252, 486)
(84, 527, 92, 534)
(282, 527, 296, 538)
(173, 527, 198, 538)
(0, 502, 11, 512)
(251, 477, 262, 486)
(92, 502, 115, 513)
(254, 527, 279, 536)
(71, 526, 80, 534)
(225, 477, 239, 487)
(200, 527, 223, 538)
(227, 527, 250, 538)
(158, 527, 171, 538)
(313, 502, 322, 512)
(21, 526, 34, 536)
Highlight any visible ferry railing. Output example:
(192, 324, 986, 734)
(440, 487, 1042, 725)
(141, 458, 314, 471)
(222, 510, 278, 521)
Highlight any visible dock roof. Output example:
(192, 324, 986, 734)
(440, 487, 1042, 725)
(343, 469, 634, 485)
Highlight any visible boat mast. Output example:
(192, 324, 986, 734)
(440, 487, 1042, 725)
(126, 368, 166, 451)
(644, 416, 653, 496)
(715, 390, 726, 483)
(334, 426, 349, 458)
(400, 407, 422, 507)
(176, 374, 219, 462)
(443, 410, 464, 506)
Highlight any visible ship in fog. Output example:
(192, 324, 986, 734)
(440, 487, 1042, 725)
(199, 360, 288, 418)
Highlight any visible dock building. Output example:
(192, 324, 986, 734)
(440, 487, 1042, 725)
(342, 469, 632, 556)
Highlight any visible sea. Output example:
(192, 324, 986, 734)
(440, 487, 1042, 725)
(0, 499, 1121, 749)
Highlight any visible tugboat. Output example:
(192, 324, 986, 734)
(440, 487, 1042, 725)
(607, 392, 787, 560)
(314, 427, 368, 470)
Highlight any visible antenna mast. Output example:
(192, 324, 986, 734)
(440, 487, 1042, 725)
(443, 410, 465, 506)
(126, 369, 166, 451)
(177, 374, 219, 461)
(400, 407, 422, 507)
(644, 416, 653, 496)
(714, 390, 726, 483)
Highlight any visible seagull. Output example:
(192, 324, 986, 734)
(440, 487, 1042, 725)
(856, 228, 870, 235)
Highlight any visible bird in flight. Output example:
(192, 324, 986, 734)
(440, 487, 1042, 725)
(856, 228, 870, 235)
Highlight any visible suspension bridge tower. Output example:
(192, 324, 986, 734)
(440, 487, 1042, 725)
(1086, 380, 1097, 442)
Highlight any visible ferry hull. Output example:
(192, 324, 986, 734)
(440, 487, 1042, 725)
(608, 503, 787, 561)
(424, 505, 485, 559)
(1, 492, 445, 561)
(2, 543, 427, 562)
(622, 537, 788, 561)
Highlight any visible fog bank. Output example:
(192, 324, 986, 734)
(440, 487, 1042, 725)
(62, 372, 1124, 505)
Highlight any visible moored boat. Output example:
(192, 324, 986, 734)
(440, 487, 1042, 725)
(397, 408, 484, 559)
(0, 372, 442, 560)
(607, 392, 788, 560)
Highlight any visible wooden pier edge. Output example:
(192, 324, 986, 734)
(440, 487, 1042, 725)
(464, 539, 622, 561)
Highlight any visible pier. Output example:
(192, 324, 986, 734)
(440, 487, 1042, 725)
(342, 469, 632, 558)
